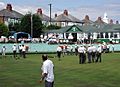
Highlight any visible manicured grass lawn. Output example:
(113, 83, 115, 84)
(0, 53, 120, 87)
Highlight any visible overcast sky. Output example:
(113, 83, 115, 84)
(0, 0, 120, 22)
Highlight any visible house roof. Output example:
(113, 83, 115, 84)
(55, 14, 83, 23)
(0, 9, 23, 19)
(68, 14, 82, 23)
(82, 15, 94, 24)
(54, 14, 71, 22)
(54, 10, 83, 23)
(35, 13, 55, 22)
(94, 17, 106, 24)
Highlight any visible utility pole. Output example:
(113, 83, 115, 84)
(48, 3, 52, 25)
(31, 13, 33, 38)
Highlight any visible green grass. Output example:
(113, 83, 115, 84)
(0, 53, 120, 87)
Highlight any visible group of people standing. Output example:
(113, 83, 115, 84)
(77, 44, 102, 64)
(0, 44, 28, 59)
(12, 44, 28, 59)
(56, 44, 103, 64)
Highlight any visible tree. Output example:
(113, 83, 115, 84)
(0, 23, 9, 36)
(14, 22, 21, 32)
(8, 22, 20, 32)
(20, 14, 43, 37)
(46, 24, 61, 30)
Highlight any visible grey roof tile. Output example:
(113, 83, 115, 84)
(0, 9, 23, 19)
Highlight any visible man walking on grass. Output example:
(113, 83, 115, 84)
(40, 54, 54, 87)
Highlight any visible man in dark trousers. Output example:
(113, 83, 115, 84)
(96, 45, 102, 63)
(78, 45, 85, 64)
(56, 46, 62, 61)
(91, 45, 97, 63)
(87, 45, 92, 63)
(22, 45, 26, 58)
(18, 44, 22, 57)
(12, 44, 17, 59)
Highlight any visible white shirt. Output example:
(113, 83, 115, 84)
(107, 44, 110, 49)
(92, 46, 97, 52)
(22, 46, 26, 52)
(12, 45, 17, 51)
(97, 46, 102, 53)
(87, 46, 93, 53)
(19, 45, 22, 50)
(41, 59, 54, 82)
(78, 46, 85, 53)
(57, 46, 62, 52)
(2, 47, 6, 53)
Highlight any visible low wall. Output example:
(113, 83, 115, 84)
(0, 43, 58, 53)
(0, 43, 120, 53)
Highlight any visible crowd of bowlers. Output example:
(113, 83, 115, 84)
(12, 44, 28, 59)
(77, 44, 102, 64)
(0, 44, 29, 59)
(56, 44, 105, 64)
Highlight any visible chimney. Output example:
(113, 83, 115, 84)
(85, 15, 90, 20)
(110, 19, 113, 24)
(95, 17, 104, 24)
(98, 17, 102, 21)
(116, 21, 119, 24)
(37, 8, 42, 15)
(55, 14, 57, 18)
(6, 4, 12, 11)
(63, 9, 68, 16)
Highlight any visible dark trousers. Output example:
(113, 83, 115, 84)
(57, 51, 61, 61)
(92, 52, 96, 62)
(13, 51, 17, 58)
(22, 51, 26, 58)
(96, 53, 102, 62)
(83, 53, 86, 63)
(79, 53, 84, 64)
(19, 50, 22, 57)
(87, 52, 92, 63)
(45, 80, 54, 87)
(75, 49, 78, 56)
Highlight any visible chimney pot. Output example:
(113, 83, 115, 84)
(110, 19, 113, 24)
(85, 15, 90, 20)
(55, 14, 57, 18)
(6, 4, 12, 11)
(116, 21, 119, 24)
(64, 9, 68, 16)
(37, 8, 42, 15)
(98, 17, 102, 21)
